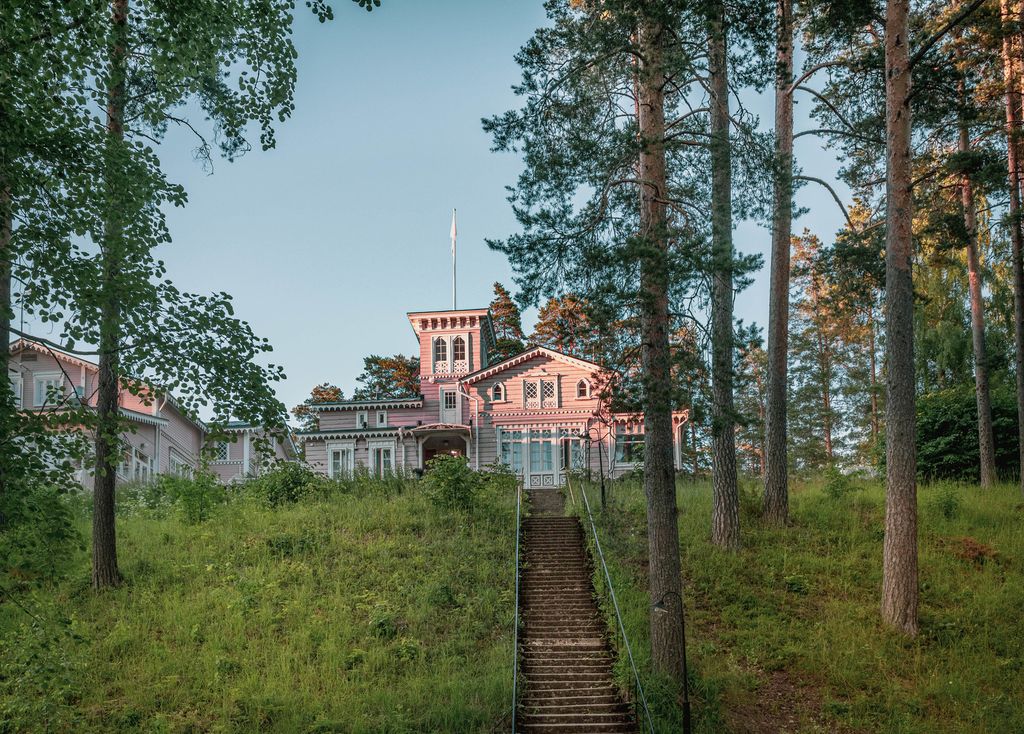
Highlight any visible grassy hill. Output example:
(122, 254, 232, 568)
(1, 473, 516, 733)
(570, 476, 1024, 734)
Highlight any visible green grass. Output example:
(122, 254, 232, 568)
(1, 481, 516, 733)
(570, 476, 1024, 734)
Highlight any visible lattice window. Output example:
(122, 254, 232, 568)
(541, 380, 557, 408)
(434, 337, 448, 373)
(524, 381, 539, 409)
(452, 336, 467, 372)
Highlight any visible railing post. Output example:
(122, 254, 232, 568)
(511, 480, 522, 733)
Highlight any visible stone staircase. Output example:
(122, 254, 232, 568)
(516, 487, 637, 733)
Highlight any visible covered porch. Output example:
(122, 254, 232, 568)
(408, 423, 472, 470)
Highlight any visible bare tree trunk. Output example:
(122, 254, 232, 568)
(636, 14, 685, 684)
(93, 0, 128, 590)
(1003, 0, 1024, 495)
(881, 0, 918, 636)
(763, 0, 793, 525)
(959, 117, 996, 487)
(709, 2, 740, 550)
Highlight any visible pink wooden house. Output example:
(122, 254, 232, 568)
(8, 338, 294, 485)
(208, 421, 297, 484)
(300, 307, 689, 487)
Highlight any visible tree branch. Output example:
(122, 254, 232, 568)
(908, 0, 986, 69)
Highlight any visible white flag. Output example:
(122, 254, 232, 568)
(450, 209, 457, 256)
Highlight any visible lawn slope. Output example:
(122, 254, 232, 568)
(1, 482, 516, 733)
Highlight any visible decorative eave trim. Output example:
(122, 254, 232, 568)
(311, 398, 423, 412)
(408, 422, 471, 434)
(10, 338, 99, 371)
(489, 409, 596, 418)
(120, 407, 169, 427)
(298, 428, 401, 442)
(460, 346, 609, 385)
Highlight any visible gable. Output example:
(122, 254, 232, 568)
(459, 346, 607, 386)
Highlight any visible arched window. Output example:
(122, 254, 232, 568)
(576, 379, 590, 399)
(452, 336, 467, 362)
(434, 337, 448, 364)
(492, 383, 505, 402)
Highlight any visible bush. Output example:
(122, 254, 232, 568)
(928, 483, 963, 521)
(248, 462, 320, 506)
(423, 455, 481, 512)
(909, 382, 1019, 482)
(155, 473, 226, 523)
(0, 480, 81, 584)
(822, 465, 855, 500)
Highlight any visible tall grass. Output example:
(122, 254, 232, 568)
(572, 475, 1024, 733)
(1, 476, 517, 733)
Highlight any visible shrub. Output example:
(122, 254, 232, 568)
(907, 382, 1019, 482)
(822, 465, 855, 500)
(154, 473, 226, 524)
(0, 480, 81, 584)
(248, 462, 319, 506)
(423, 455, 481, 512)
(928, 483, 962, 521)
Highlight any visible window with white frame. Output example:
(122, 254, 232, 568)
(541, 379, 557, 408)
(523, 381, 539, 409)
(498, 429, 524, 473)
(369, 440, 394, 477)
(443, 390, 457, 411)
(376, 410, 388, 427)
(328, 442, 355, 479)
(614, 430, 644, 464)
(576, 379, 590, 399)
(33, 372, 64, 407)
(434, 337, 448, 372)
(452, 335, 467, 372)
(491, 383, 505, 402)
(169, 450, 192, 477)
(356, 410, 369, 429)
(8, 370, 22, 409)
(213, 441, 229, 461)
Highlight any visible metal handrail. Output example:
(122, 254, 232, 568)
(567, 474, 656, 734)
(511, 479, 523, 733)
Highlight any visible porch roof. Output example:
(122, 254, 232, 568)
(407, 422, 471, 435)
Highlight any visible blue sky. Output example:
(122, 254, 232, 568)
(150, 0, 848, 416)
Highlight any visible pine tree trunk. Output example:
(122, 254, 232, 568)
(881, 0, 918, 636)
(708, 3, 740, 551)
(92, 0, 128, 590)
(959, 119, 996, 487)
(636, 15, 685, 684)
(763, 0, 793, 526)
(869, 310, 879, 448)
(1003, 0, 1024, 495)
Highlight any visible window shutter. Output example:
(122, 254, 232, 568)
(430, 337, 436, 373)
(468, 333, 473, 371)
(556, 374, 562, 408)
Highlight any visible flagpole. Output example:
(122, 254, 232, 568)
(450, 208, 457, 310)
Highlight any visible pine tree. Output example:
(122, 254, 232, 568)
(353, 354, 421, 399)
(489, 282, 526, 361)
(292, 383, 345, 432)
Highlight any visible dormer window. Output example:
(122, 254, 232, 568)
(356, 410, 369, 429)
(576, 379, 590, 399)
(492, 383, 505, 402)
(376, 410, 388, 427)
